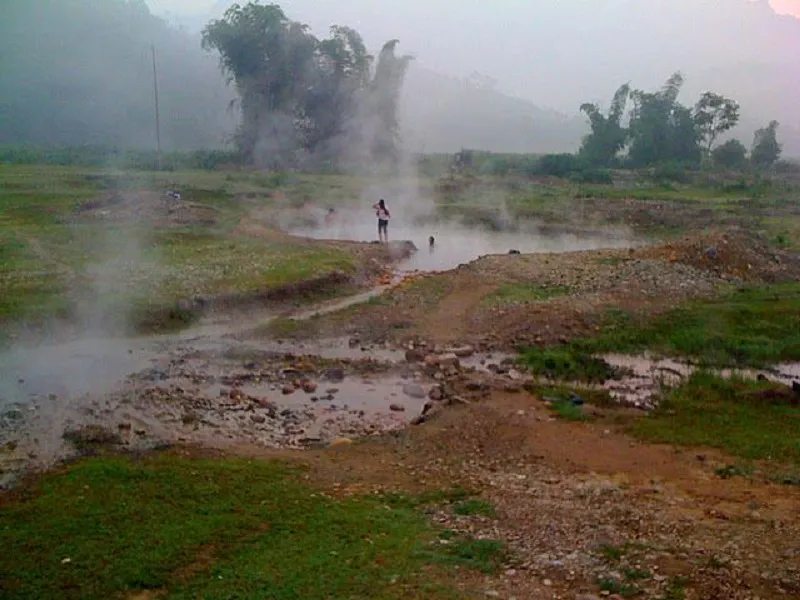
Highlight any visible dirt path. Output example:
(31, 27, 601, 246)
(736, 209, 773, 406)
(225, 391, 800, 600)
(413, 279, 496, 342)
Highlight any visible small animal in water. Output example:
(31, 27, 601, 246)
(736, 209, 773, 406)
(428, 235, 435, 250)
(508, 249, 521, 255)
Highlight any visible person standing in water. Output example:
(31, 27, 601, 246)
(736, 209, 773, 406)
(373, 199, 390, 243)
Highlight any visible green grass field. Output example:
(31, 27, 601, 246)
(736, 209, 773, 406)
(570, 283, 800, 368)
(519, 283, 800, 469)
(481, 282, 570, 306)
(0, 166, 366, 338)
(0, 453, 505, 600)
(632, 372, 800, 466)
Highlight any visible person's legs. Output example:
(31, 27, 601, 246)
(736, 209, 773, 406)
(378, 219, 388, 243)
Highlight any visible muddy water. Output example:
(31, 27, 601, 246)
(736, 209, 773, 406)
(0, 327, 434, 485)
(601, 354, 800, 409)
(291, 220, 634, 272)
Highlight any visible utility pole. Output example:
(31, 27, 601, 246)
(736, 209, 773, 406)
(151, 44, 162, 170)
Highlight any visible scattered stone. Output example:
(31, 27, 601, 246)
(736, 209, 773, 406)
(325, 368, 346, 383)
(402, 383, 427, 399)
(63, 425, 121, 448)
(428, 385, 444, 401)
(438, 353, 461, 369)
(328, 437, 353, 448)
(424, 354, 441, 368)
(301, 380, 318, 394)
(141, 368, 168, 382)
(282, 384, 295, 395)
(543, 578, 553, 586)
(405, 348, 425, 363)
(445, 345, 475, 358)
(389, 404, 405, 412)
(250, 414, 267, 424)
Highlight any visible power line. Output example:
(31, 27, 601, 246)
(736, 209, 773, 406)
(152, 44, 162, 170)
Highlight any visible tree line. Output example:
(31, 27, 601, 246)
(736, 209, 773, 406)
(202, 2, 412, 170)
(578, 72, 782, 171)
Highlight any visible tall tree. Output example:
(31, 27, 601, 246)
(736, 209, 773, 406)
(712, 139, 748, 170)
(751, 120, 782, 169)
(693, 92, 740, 156)
(202, 3, 315, 163)
(357, 40, 413, 168)
(202, 2, 411, 168)
(628, 72, 701, 167)
(578, 83, 630, 166)
(302, 26, 372, 155)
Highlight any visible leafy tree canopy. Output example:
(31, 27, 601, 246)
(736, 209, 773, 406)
(202, 2, 412, 169)
(751, 120, 782, 169)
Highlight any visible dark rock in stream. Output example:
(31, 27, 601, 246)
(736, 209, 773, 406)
(324, 368, 345, 383)
(141, 368, 169, 382)
(402, 383, 426, 399)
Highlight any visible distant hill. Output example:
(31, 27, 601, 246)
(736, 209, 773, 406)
(400, 68, 585, 154)
(1, 0, 235, 151)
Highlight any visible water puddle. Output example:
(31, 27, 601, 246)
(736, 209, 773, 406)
(291, 221, 633, 272)
(601, 354, 800, 409)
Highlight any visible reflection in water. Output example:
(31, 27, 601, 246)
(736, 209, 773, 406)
(290, 218, 633, 273)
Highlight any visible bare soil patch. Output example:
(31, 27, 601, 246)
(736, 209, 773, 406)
(223, 389, 800, 599)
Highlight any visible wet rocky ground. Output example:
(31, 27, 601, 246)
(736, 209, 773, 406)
(4, 322, 800, 488)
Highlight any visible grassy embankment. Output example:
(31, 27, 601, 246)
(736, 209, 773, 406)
(434, 169, 800, 247)
(0, 166, 369, 340)
(0, 453, 505, 599)
(521, 283, 800, 472)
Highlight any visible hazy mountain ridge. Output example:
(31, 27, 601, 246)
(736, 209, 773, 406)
(401, 68, 586, 154)
(1, 0, 235, 151)
(2, 0, 798, 156)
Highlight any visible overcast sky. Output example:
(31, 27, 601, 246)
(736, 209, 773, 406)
(147, 0, 800, 20)
(146, 0, 800, 127)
